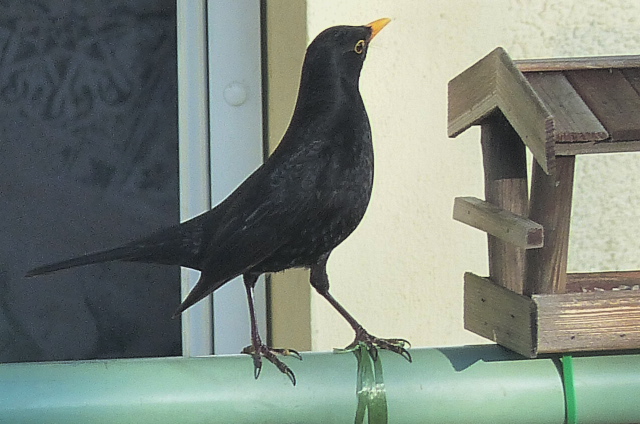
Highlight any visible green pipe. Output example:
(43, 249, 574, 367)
(1, 345, 639, 423)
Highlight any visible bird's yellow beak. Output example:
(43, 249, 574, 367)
(366, 18, 391, 41)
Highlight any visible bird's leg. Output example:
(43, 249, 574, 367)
(240, 273, 301, 385)
(310, 257, 412, 362)
(322, 291, 412, 361)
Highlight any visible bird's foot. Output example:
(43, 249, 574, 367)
(241, 344, 302, 385)
(335, 326, 412, 362)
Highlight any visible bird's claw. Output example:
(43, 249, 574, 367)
(334, 328, 412, 363)
(241, 344, 302, 385)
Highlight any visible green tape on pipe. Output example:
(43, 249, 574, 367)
(1, 345, 639, 424)
(572, 352, 640, 424)
(354, 344, 389, 424)
(563, 355, 578, 424)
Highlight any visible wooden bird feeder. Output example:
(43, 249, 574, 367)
(448, 47, 640, 358)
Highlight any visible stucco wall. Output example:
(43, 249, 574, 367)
(299, 1, 640, 351)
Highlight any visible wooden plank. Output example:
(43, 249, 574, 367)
(464, 273, 536, 357)
(481, 115, 530, 293)
(495, 51, 555, 174)
(566, 270, 640, 293)
(448, 48, 555, 174)
(524, 72, 608, 143)
(555, 139, 640, 155)
(453, 197, 543, 249)
(448, 48, 501, 138)
(554, 69, 640, 154)
(552, 69, 640, 156)
(516, 55, 640, 72)
(621, 68, 640, 89)
(534, 290, 640, 353)
(565, 69, 640, 141)
(526, 156, 575, 295)
(621, 68, 640, 99)
(465, 273, 640, 356)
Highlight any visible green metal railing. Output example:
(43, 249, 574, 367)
(2, 344, 639, 423)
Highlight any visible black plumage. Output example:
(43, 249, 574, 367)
(26, 18, 410, 384)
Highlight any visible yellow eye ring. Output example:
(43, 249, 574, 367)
(354, 40, 365, 54)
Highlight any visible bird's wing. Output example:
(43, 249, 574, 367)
(172, 198, 304, 315)
(180, 139, 328, 290)
(171, 163, 319, 316)
(201, 190, 307, 279)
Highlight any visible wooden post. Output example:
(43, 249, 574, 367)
(481, 113, 529, 294)
(525, 156, 576, 295)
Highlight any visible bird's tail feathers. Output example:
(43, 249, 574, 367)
(25, 244, 154, 277)
(172, 271, 233, 318)
(26, 221, 205, 278)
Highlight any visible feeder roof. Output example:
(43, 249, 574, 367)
(448, 47, 640, 174)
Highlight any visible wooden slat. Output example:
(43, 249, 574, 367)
(621, 68, 640, 93)
(495, 51, 555, 174)
(526, 156, 575, 295)
(448, 48, 555, 174)
(566, 270, 640, 292)
(464, 273, 536, 357)
(554, 70, 640, 153)
(534, 290, 640, 353)
(516, 55, 640, 72)
(565, 69, 640, 141)
(555, 139, 640, 155)
(525, 72, 608, 143)
(621, 68, 640, 110)
(448, 48, 500, 138)
(453, 197, 543, 249)
(465, 273, 640, 357)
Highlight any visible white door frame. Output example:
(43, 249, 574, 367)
(176, 0, 266, 356)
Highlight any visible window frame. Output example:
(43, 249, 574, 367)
(177, 0, 266, 356)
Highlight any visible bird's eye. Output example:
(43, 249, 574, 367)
(354, 40, 366, 54)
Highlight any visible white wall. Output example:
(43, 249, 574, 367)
(302, 0, 640, 351)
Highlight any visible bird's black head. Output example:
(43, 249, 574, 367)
(300, 18, 391, 90)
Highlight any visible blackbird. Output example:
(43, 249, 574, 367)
(26, 18, 410, 385)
